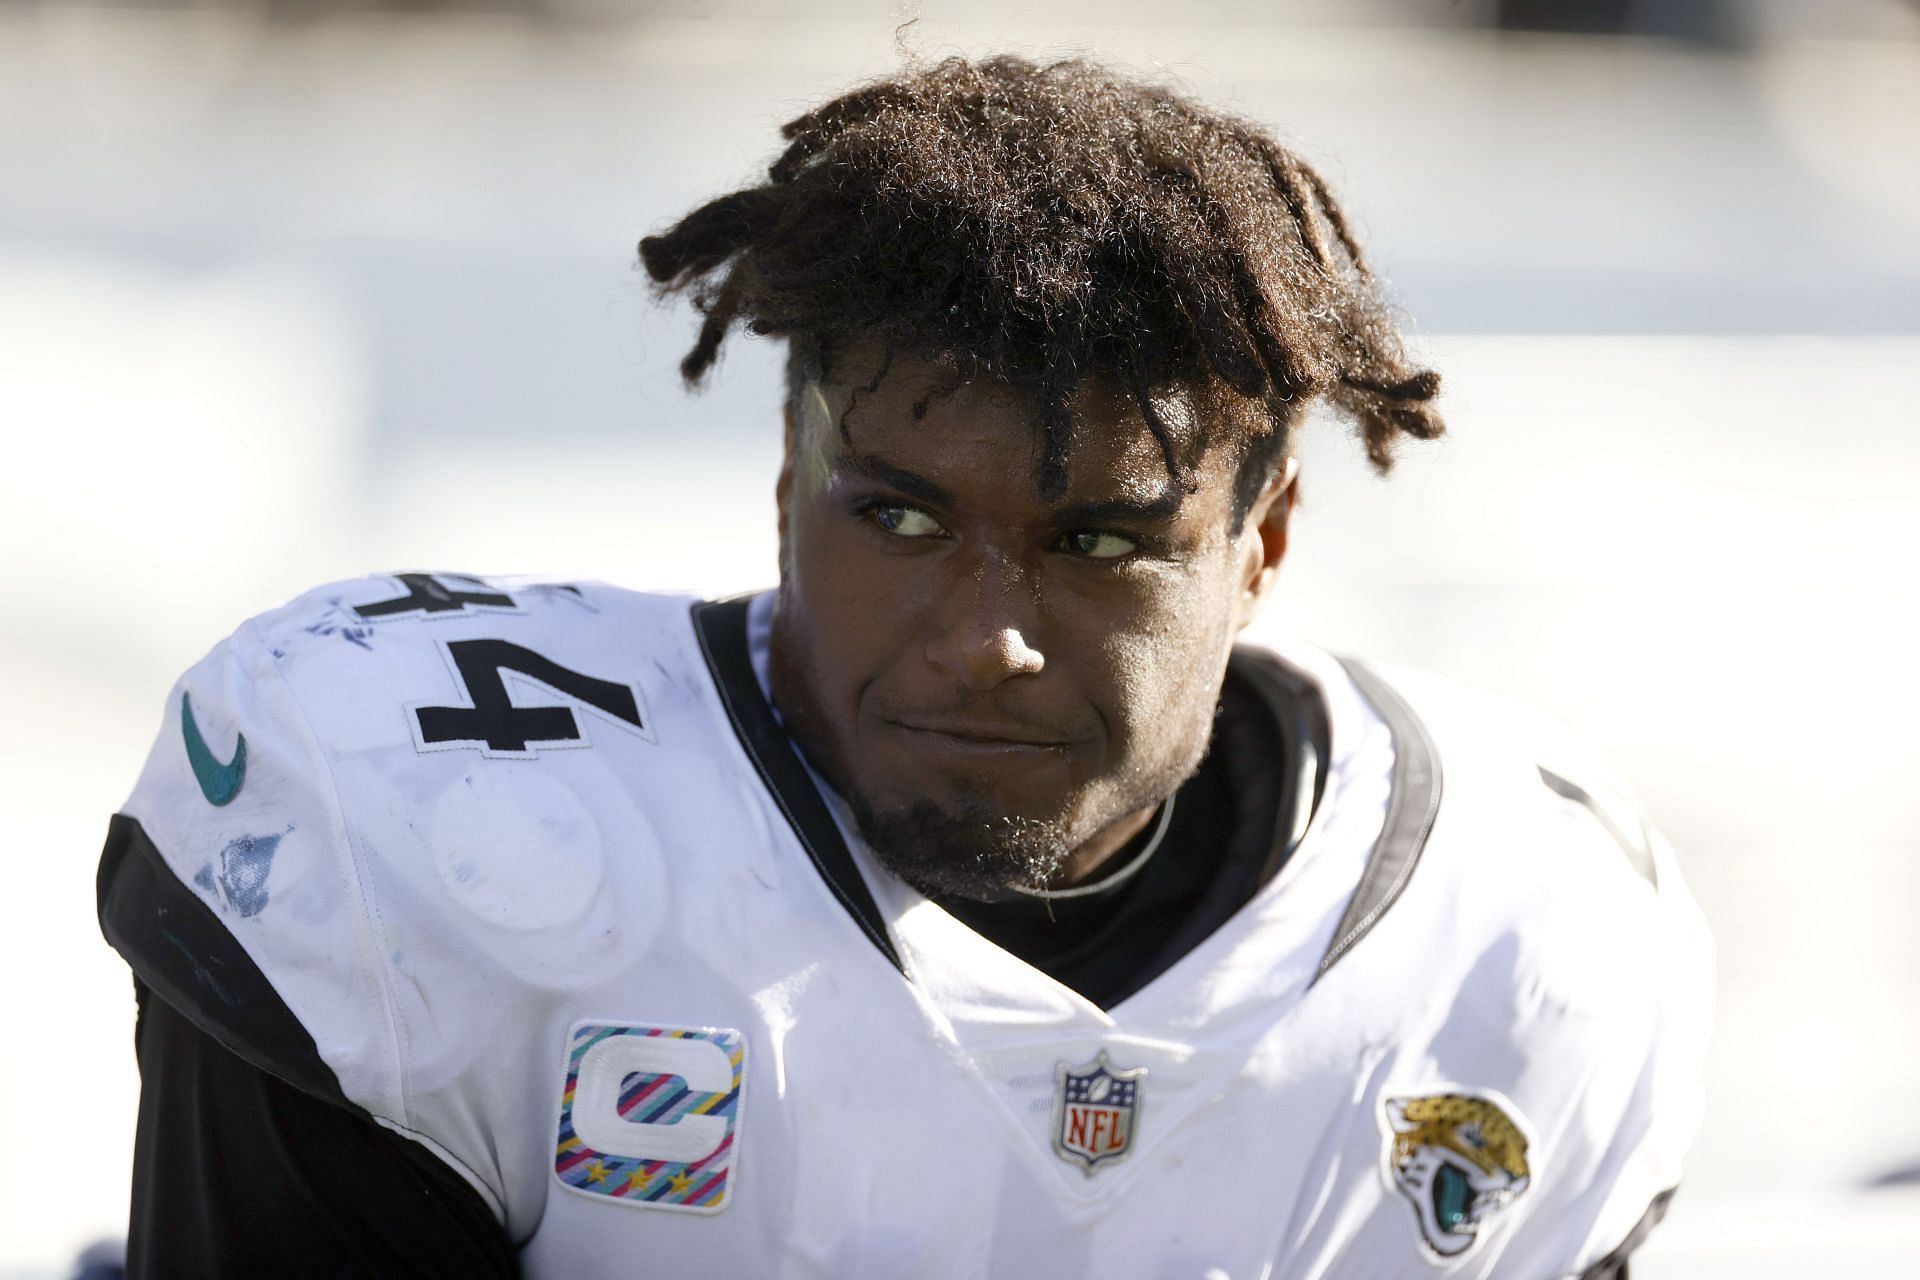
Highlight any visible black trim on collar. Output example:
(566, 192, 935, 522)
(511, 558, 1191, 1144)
(1312, 658, 1444, 983)
(1225, 646, 1330, 886)
(690, 597, 905, 974)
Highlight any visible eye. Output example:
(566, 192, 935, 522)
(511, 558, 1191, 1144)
(1063, 530, 1139, 560)
(869, 503, 947, 539)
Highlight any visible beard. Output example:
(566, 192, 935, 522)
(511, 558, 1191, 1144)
(836, 783, 1078, 902)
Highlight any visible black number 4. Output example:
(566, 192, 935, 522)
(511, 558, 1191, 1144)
(413, 640, 648, 756)
(355, 573, 518, 619)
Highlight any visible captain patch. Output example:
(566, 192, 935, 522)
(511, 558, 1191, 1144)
(555, 1023, 746, 1213)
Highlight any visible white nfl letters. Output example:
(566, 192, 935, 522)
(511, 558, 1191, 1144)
(116, 573, 1713, 1277)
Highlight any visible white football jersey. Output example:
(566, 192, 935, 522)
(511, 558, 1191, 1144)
(106, 572, 1712, 1278)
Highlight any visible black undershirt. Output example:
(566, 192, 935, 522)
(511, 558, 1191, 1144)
(115, 656, 1325, 1276)
(127, 979, 518, 1280)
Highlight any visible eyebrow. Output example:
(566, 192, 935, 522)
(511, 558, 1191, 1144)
(838, 452, 955, 508)
(838, 449, 1187, 526)
(1048, 492, 1186, 528)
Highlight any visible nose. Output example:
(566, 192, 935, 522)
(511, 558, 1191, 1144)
(924, 553, 1045, 692)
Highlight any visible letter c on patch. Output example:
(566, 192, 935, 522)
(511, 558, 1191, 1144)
(555, 1023, 745, 1212)
(571, 1033, 734, 1164)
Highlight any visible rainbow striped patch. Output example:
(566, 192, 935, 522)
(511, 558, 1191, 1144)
(554, 1022, 746, 1213)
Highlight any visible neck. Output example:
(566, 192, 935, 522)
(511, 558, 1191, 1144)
(1046, 801, 1163, 889)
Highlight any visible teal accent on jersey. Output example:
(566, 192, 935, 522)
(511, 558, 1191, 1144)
(181, 691, 246, 806)
(1434, 1164, 1471, 1231)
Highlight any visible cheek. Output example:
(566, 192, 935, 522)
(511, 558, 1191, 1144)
(781, 498, 913, 697)
(1079, 561, 1239, 747)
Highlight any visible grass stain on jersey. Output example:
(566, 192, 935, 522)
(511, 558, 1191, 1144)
(181, 692, 247, 805)
(217, 833, 281, 918)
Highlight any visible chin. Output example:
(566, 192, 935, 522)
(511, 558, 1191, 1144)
(845, 788, 1080, 902)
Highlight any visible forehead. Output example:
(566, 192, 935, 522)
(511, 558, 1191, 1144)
(801, 346, 1238, 511)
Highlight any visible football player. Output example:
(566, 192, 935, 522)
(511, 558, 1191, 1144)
(99, 55, 1711, 1278)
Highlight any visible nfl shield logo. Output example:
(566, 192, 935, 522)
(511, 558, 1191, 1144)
(1052, 1050, 1146, 1175)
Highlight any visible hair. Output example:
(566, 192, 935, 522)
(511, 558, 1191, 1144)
(640, 53, 1442, 516)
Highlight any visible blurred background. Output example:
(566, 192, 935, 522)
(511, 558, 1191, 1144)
(3, 0, 1917, 1274)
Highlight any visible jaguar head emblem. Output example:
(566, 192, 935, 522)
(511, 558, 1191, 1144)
(1384, 1091, 1532, 1258)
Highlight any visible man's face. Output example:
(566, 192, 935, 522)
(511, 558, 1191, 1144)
(769, 346, 1290, 899)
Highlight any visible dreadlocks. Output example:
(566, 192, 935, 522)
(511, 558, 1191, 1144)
(640, 54, 1442, 502)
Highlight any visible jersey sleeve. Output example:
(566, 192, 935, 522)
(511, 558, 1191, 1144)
(98, 586, 507, 1219)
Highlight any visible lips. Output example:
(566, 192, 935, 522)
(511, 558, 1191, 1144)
(882, 714, 1077, 752)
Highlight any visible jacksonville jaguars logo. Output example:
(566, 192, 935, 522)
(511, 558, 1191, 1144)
(1383, 1090, 1532, 1260)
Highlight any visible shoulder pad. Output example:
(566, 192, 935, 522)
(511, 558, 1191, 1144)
(1346, 662, 1714, 1258)
(1369, 663, 1676, 894)
(1353, 661, 1713, 1021)
(100, 573, 709, 1207)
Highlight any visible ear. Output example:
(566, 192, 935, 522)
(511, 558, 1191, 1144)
(776, 398, 797, 544)
(1233, 456, 1299, 630)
